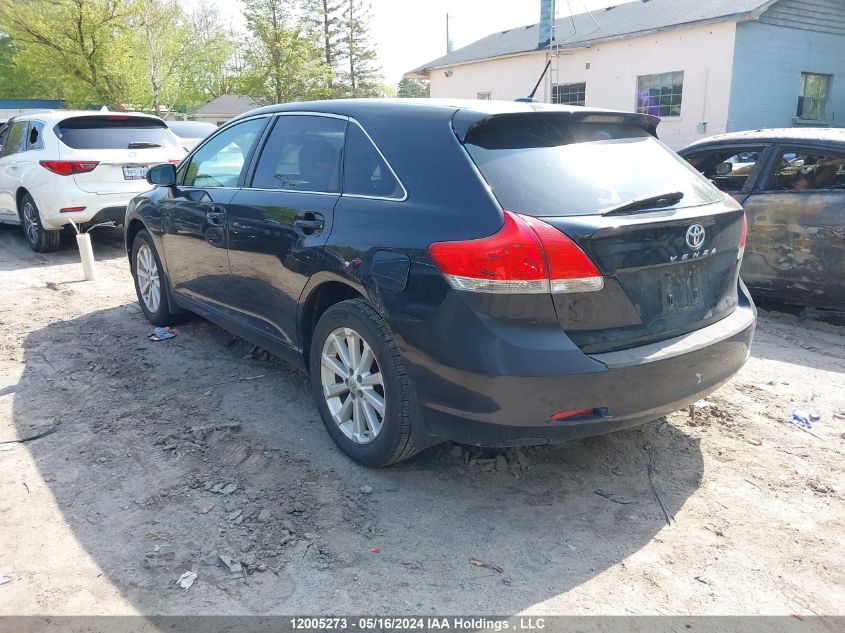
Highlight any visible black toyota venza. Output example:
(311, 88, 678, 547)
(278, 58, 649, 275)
(126, 99, 755, 466)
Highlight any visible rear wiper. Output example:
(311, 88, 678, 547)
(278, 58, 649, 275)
(128, 141, 161, 149)
(601, 191, 684, 216)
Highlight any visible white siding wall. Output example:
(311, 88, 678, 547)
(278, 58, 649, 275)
(428, 54, 551, 103)
(428, 22, 738, 150)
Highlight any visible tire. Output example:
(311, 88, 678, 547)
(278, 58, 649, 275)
(19, 193, 60, 253)
(131, 229, 180, 326)
(309, 298, 419, 467)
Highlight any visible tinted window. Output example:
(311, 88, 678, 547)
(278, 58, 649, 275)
(251, 115, 345, 193)
(182, 118, 266, 188)
(685, 147, 765, 192)
(463, 115, 722, 217)
(56, 116, 179, 150)
(27, 122, 44, 150)
(343, 124, 403, 199)
(167, 121, 218, 139)
(767, 148, 845, 191)
(2, 121, 28, 157)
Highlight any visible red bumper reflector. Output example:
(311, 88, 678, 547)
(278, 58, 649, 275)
(60, 207, 86, 213)
(552, 408, 594, 421)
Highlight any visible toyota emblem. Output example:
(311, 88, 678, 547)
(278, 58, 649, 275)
(686, 224, 706, 250)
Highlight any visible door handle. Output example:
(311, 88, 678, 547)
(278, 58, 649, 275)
(206, 205, 225, 226)
(294, 211, 324, 233)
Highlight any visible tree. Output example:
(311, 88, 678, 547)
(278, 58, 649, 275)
(336, 0, 381, 98)
(134, 0, 237, 115)
(0, 0, 140, 109)
(0, 33, 62, 99)
(239, 0, 331, 105)
(300, 0, 345, 95)
(397, 78, 429, 98)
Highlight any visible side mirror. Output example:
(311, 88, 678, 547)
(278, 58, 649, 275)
(714, 162, 733, 176)
(147, 163, 177, 187)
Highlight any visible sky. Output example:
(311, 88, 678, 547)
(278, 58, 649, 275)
(191, 0, 632, 86)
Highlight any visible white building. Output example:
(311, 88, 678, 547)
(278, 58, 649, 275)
(405, 0, 845, 149)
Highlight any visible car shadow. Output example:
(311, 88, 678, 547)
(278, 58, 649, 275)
(12, 303, 704, 614)
(0, 223, 125, 272)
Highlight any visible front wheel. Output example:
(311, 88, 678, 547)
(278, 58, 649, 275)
(131, 229, 174, 326)
(20, 194, 60, 253)
(309, 299, 419, 466)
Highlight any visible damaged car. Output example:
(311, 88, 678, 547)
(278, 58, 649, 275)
(681, 128, 845, 311)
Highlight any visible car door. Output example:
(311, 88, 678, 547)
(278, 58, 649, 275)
(160, 116, 269, 304)
(739, 145, 845, 308)
(225, 113, 347, 351)
(0, 120, 28, 220)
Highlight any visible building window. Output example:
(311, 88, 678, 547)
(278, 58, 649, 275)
(552, 82, 586, 106)
(636, 71, 683, 117)
(477, 91, 491, 100)
(797, 72, 831, 121)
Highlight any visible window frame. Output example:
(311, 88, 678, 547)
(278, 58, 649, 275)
(26, 121, 45, 151)
(245, 112, 348, 196)
(552, 82, 586, 106)
(242, 112, 408, 202)
(636, 71, 684, 118)
(683, 143, 773, 195)
(177, 114, 271, 189)
(2, 120, 30, 158)
(757, 143, 845, 193)
(796, 72, 831, 122)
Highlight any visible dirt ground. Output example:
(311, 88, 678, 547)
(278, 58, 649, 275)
(0, 224, 843, 617)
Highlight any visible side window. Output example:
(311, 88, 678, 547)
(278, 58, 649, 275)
(343, 124, 404, 199)
(27, 122, 44, 150)
(765, 148, 845, 192)
(251, 115, 346, 193)
(182, 117, 266, 188)
(685, 147, 764, 193)
(2, 121, 29, 158)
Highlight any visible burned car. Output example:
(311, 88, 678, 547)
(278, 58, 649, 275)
(681, 129, 845, 310)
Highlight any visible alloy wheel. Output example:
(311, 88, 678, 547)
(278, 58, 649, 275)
(320, 327, 386, 444)
(21, 202, 39, 245)
(136, 243, 161, 314)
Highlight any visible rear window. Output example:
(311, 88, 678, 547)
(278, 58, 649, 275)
(463, 116, 723, 216)
(56, 116, 179, 150)
(167, 121, 218, 139)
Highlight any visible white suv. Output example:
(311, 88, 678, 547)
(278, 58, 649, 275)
(0, 111, 185, 252)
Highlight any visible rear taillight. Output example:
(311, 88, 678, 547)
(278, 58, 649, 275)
(428, 211, 603, 294)
(738, 212, 747, 260)
(39, 160, 99, 176)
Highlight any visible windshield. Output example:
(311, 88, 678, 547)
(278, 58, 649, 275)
(56, 116, 179, 150)
(463, 118, 723, 217)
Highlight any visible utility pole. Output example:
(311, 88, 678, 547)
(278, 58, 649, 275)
(446, 13, 453, 53)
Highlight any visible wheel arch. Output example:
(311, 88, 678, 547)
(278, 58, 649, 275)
(125, 218, 148, 260)
(300, 279, 365, 366)
(15, 187, 32, 218)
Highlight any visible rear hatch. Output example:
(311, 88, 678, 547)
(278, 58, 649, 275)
(458, 111, 745, 354)
(56, 115, 184, 194)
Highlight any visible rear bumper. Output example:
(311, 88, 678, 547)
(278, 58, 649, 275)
(399, 285, 755, 446)
(36, 188, 143, 229)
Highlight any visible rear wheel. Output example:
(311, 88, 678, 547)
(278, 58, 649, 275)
(309, 299, 419, 466)
(20, 194, 60, 253)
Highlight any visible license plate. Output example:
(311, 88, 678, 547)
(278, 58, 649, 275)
(665, 264, 704, 310)
(123, 166, 148, 180)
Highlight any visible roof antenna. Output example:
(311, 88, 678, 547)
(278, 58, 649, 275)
(515, 59, 552, 103)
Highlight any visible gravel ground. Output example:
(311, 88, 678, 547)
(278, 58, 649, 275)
(0, 224, 843, 616)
